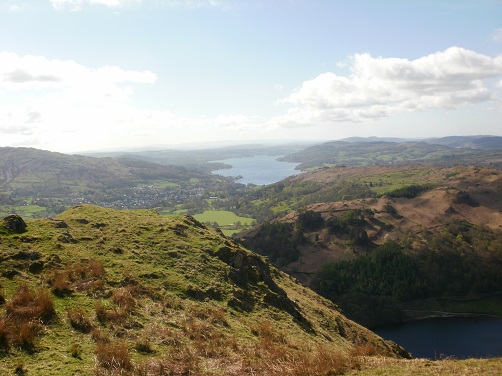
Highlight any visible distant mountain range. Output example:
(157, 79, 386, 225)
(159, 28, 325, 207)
(340, 135, 502, 150)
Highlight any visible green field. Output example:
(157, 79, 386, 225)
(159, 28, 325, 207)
(154, 181, 181, 189)
(193, 210, 255, 236)
(0, 204, 48, 218)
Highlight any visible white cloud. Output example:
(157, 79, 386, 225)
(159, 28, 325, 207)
(49, 0, 224, 11)
(2, 47, 501, 152)
(90, 0, 122, 6)
(275, 47, 502, 127)
(0, 52, 160, 151)
(0, 52, 156, 91)
(0, 51, 259, 152)
(50, 0, 84, 11)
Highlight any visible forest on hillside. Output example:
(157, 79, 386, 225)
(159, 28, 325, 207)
(312, 222, 502, 327)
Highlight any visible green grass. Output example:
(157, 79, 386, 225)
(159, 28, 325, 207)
(353, 167, 444, 196)
(194, 210, 256, 236)
(0, 204, 413, 375)
(0, 204, 48, 218)
(154, 181, 180, 189)
(1, 204, 500, 375)
(193, 210, 254, 226)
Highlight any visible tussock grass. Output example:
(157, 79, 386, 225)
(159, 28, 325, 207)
(0, 284, 56, 351)
(67, 309, 93, 333)
(112, 287, 136, 313)
(95, 341, 133, 373)
(5, 284, 56, 323)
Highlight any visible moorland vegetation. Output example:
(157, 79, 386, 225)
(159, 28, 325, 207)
(0, 205, 410, 375)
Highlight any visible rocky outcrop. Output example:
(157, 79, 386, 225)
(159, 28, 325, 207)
(3, 214, 27, 233)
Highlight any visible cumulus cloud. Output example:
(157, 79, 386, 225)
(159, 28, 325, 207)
(0, 51, 259, 151)
(274, 47, 502, 127)
(4, 69, 61, 84)
(0, 52, 159, 150)
(50, 0, 84, 11)
(49, 0, 223, 11)
(0, 52, 156, 91)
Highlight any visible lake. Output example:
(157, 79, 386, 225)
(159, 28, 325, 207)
(374, 317, 502, 359)
(212, 155, 301, 185)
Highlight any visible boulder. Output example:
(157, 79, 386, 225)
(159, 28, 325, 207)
(3, 214, 27, 233)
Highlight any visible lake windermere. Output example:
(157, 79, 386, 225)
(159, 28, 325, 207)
(212, 155, 301, 185)
(374, 317, 502, 359)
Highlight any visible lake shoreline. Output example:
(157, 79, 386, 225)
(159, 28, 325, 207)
(401, 310, 502, 322)
(211, 155, 301, 185)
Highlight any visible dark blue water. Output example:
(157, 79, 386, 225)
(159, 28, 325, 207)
(374, 317, 502, 359)
(212, 155, 300, 185)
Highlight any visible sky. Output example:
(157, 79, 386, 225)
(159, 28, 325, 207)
(1, 0, 502, 153)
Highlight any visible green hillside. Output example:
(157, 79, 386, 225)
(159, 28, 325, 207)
(0, 147, 234, 218)
(0, 205, 410, 375)
(281, 140, 502, 170)
(238, 166, 502, 328)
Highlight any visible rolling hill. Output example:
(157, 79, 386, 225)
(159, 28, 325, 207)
(0, 147, 237, 218)
(0, 147, 207, 189)
(0, 204, 413, 375)
(2, 205, 501, 375)
(281, 139, 502, 170)
(238, 165, 502, 327)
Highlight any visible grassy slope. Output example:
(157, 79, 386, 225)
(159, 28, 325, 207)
(193, 210, 255, 236)
(1, 205, 411, 375)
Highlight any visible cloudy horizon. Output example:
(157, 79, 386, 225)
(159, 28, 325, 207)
(1, 1, 501, 153)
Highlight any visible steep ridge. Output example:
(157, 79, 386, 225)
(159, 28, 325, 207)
(0, 205, 407, 375)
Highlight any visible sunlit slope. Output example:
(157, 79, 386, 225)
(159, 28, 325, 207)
(0, 204, 409, 375)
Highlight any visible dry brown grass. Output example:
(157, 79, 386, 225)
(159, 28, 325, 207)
(5, 284, 56, 323)
(95, 341, 133, 372)
(91, 328, 110, 344)
(136, 346, 201, 376)
(251, 319, 288, 346)
(288, 346, 357, 376)
(112, 287, 136, 313)
(67, 309, 93, 333)
(95, 302, 127, 325)
(350, 343, 386, 357)
(48, 259, 106, 298)
(0, 284, 56, 351)
(188, 305, 227, 326)
(50, 270, 73, 297)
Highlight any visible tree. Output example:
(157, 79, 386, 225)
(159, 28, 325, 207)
(296, 210, 324, 231)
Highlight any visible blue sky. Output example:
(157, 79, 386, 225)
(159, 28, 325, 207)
(1, 0, 502, 152)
